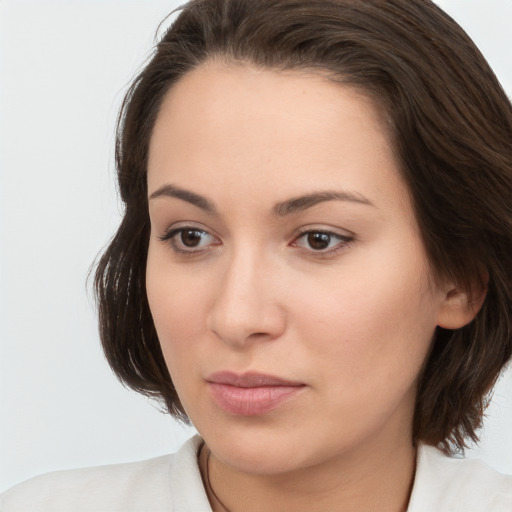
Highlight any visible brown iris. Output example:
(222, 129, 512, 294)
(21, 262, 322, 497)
(307, 232, 331, 250)
(180, 229, 204, 247)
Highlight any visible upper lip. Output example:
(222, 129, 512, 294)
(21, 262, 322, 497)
(206, 371, 304, 388)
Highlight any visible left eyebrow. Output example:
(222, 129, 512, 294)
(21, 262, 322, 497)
(272, 190, 375, 216)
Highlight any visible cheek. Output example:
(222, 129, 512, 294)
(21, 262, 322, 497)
(293, 250, 439, 388)
(145, 243, 210, 375)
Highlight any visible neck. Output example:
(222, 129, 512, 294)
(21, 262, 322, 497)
(199, 436, 416, 512)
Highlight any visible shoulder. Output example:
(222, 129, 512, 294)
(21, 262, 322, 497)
(0, 435, 211, 512)
(408, 444, 512, 512)
(0, 455, 175, 512)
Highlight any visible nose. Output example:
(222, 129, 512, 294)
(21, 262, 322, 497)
(206, 248, 286, 349)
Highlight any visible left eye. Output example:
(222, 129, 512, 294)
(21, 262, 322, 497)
(159, 227, 219, 254)
(293, 230, 352, 252)
(177, 229, 208, 248)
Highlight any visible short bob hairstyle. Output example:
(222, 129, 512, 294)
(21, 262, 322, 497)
(95, 0, 512, 453)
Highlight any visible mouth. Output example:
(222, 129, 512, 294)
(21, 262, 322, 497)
(206, 371, 306, 416)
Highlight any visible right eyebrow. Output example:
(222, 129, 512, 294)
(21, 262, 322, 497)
(148, 184, 217, 214)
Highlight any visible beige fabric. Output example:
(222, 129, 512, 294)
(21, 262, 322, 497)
(1, 435, 511, 511)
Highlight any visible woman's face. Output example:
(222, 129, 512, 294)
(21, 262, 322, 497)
(146, 62, 453, 474)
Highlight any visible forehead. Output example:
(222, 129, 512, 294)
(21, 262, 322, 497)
(147, 62, 409, 214)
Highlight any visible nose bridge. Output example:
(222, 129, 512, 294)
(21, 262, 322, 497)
(207, 240, 285, 347)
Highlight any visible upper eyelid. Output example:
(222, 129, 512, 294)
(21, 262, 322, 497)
(159, 221, 214, 237)
(296, 230, 351, 240)
(293, 225, 355, 239)
(161, 226, 217, 242)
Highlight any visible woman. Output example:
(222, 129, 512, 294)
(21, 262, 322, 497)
(2, 0, 512, 510)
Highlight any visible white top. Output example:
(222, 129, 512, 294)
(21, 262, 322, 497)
(1, 435, 511, 511)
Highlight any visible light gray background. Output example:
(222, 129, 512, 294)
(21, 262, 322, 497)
(1, 0, 511, 492)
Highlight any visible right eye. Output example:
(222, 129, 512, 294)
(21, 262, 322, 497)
(159, 227, 220, 255)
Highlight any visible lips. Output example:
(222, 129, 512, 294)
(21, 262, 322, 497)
(206, 371, 306, 416)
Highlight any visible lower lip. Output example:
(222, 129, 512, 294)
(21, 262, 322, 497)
(208, 382, 305, 416)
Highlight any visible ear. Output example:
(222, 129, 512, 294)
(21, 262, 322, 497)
(437, 274, 488, 330)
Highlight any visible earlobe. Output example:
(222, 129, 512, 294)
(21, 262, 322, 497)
(437, 282, 487, 330)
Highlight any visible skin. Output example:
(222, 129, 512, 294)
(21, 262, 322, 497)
(146, 62, 478, 512)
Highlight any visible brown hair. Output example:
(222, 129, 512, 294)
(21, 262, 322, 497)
(95, 0, 512, 452)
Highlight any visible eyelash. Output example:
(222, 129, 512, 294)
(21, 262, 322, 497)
(158, 226, 354, 257)
(291, 229, 354, 256)
(158, 226, 220, 255)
